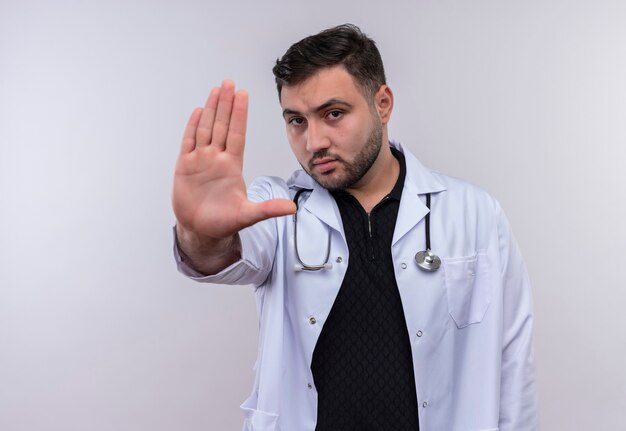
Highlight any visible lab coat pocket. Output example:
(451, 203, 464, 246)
(443, 251, 491, 328)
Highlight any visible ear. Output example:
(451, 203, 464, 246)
(374, 85, 394, 125)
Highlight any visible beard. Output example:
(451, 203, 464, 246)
(304, 119, 383, 191)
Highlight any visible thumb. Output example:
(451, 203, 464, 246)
(240, 199, 297, 227)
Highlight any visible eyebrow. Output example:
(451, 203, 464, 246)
(282, 98, 354, 118)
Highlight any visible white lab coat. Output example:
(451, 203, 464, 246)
(175, 141, 538, 431)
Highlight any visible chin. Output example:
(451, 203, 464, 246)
(312, 172, 352, 191)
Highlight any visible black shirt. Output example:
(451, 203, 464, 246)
(311, 148, 420, 430)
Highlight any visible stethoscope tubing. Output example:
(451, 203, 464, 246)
(292, 188, 441, 272)
(293, 188, 332, 271)
(425, 193, 432, 251)
(414, 192, 441, 272)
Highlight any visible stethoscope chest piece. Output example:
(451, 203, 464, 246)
(415, 249, 441, 272)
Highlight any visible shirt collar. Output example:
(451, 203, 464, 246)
(388, 146, 406, 201)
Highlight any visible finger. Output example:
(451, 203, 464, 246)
(196, 87, 221, 148)
(179, 108, 203, 155)
(211, 80, 235, 151)
(239, 199, 297, 228)
(259, 199, 297, 218)
(225, 90, 248, 157)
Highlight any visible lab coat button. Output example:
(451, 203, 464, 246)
(309, 317, 317, 325)
(422, 401, 428, 408)
(416, 330, 423, 337)
(400, 262, 407, 269)
(307, 383, 313, 389)
(336, 256, 343, 263)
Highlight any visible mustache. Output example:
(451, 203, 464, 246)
(309, 150, 345, 169)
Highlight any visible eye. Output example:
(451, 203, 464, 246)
(288, 116, 305, 126)
(326, 110, 343, 120)
(328, 110, 342, 119)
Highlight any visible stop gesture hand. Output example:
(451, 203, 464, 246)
(172, 81, 295, 267)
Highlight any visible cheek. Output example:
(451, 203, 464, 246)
(288, 138, 308, 165)
(337, 117, 370, 149)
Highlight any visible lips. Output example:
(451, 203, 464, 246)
(312, 157, 338, 174)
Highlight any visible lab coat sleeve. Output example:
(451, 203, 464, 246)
(173, 177, 283, 288)
(496, 201, 539, 430)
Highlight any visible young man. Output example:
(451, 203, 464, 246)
(172, 24, 537, 431)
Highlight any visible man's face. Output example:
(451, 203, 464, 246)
(280, 66, 384, 191)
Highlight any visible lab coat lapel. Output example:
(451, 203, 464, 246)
(288, 170, 343, 234)
(302, 184, 343, 234)
(392, 142, 446, 245)
(393, 180, 429, 245)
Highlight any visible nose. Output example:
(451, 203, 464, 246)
(305, 121, 330, 153)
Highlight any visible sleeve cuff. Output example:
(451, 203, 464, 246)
(172, 226, 268, 286)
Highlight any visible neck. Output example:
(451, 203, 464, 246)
(345, 143, 399, 213)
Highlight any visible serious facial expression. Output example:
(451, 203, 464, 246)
(280, 66, 384, 191)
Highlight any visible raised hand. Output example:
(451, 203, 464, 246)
(172, 81, 295, 269)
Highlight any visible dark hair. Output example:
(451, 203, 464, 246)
(272, 24, 386, 101)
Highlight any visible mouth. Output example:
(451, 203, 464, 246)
(311, 157, 338, 174)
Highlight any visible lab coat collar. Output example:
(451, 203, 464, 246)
(286, 141, 447, 239)
(390, 140, 446, 245)
(287, 170, 344, 234)
(389, 140, 446, 195)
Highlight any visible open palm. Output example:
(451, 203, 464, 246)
(173, 81, 295, 241)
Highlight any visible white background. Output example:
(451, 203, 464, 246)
(2, 0, 626, 429)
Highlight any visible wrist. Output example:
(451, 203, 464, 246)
(174, 224, 241, 274)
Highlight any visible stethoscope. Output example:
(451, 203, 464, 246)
(292, 189, 441, 272)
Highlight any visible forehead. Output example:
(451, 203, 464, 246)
(279, 66, 366, 111)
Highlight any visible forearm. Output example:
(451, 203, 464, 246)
(175, 224, 241, 275)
